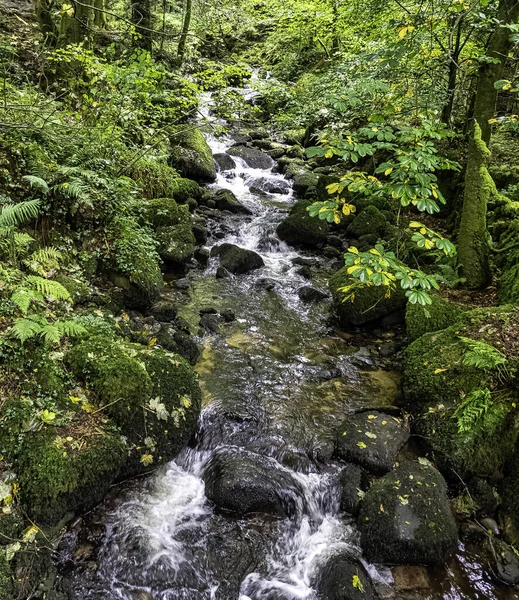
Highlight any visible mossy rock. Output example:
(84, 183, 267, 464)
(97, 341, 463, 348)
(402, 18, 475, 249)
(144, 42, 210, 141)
(359, 460, 458, 565)
(156, 223, 196, 268)
(107, 218, 163, 310)
(127, 159, 180, 200)
(276, 200, 329, 248)
(0, 551, 13, 600)
(55, 275, 90, 306)
(145, 197, 192, 228)
(210, 243, 264, 274)
(169, 128, 216, 182)
(489, 130, 519, 189)
(17, 415, 126, 524)
(402, 306, 519, 477)
(499, 263, 519, 304)
(347, 205, 390, 239)
(168, 177, 203, 204)
(329, 267, 406, 326)
(405, 295, 468, 341)
(66, 336, 202, 476)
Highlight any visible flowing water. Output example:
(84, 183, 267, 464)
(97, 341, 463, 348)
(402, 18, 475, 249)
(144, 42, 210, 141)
(57, 108, 519, 600)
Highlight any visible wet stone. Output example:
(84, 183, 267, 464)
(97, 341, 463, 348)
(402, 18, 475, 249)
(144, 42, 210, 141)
(213, 189, 252, 214)
(298, 285, 329, 303)
(216, 266, 232, 279)
(214, 153, 236, 172)
(340, 464, 363, 515)
(335, 411, 409, 474)
(311, 552, 378, 600)
(211, 243, 264, 275)
(392, 565, 430, 590)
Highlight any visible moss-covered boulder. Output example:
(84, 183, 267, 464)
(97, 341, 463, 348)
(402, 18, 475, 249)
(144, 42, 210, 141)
(276, 200, 329, 248)
(292, 171, 319, 198)
(329, 267, 406, 326)
(402, 306, 519, 477)
(168, 177, 203, 204)
(55, 275, 90, 306)
(213, 189, 252, 214)
(347, 205, 390, 239)
(405, 295, 468, 341)
(359, 460, 458, 565)
(499, 263, 519, 305)
(227, 146, 274, 170)
(211, 243, 264, 274)
(17, 415, 126, 524)
(335, 411, 409, 474)
(169, 128, 216, 182)
(311, 552, 377, 600)
(66, 335, 202, 475)
(107, 217, 163, 310)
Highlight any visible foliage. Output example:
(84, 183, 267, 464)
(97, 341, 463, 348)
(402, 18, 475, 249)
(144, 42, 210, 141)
(452, 388, 494, 434)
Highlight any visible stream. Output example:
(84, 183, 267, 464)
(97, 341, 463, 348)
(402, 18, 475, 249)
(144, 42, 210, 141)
(55, 101, 519, 600)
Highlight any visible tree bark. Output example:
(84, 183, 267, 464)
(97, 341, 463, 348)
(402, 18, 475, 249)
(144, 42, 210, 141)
(34, 0, 57, 43)
(177, 0, 192, 64)
(132, 0, 153, 52)
(472, 0, 519, 144)
(94, 0, 107, 28)
(58, 0, 94, 47)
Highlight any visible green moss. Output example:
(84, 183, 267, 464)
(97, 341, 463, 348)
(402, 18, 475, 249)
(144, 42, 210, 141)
(168, 177, 203, 204)
(499, 263, 519, 304)
(17, 416, 126, 524)
(145, 197, 192, 228)
(0, 551, 13, 600)
(127, 158, 180, 200)
(107, 217, 163, 309)
(156, 223, 195, 267)
(55, 274, 90, 306)
(347, 205, 390, 238)
(489, 129, 519, 189)
(405, 295, 468, 341)
(0, 514, 23, 545)
(329, 266, 406, 326)
(276, 200, 329, 248)
(168, 127, 216, 183)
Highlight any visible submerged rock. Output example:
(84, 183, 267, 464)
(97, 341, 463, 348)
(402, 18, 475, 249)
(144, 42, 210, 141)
(202, 447, 303, 517)
(169, 127, 216, 182)
(359, 459, 458, 565)
(228, 145, 274, 170)
(298, 285, 329, 303)
(311, 552, 378, 600)
(276, 200, 329, 248)
(211, 243, 264, 274)
(335, 411, 409, 474)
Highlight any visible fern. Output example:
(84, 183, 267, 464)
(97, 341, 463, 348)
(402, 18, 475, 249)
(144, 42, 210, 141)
(23, 247, 63, 275)
(459, 337, 507, 370)
(10, 314, 86, 345)
(25, 276, 71, 301)
(11, 288, 40, 314)
(22, 175, 49, 195)
(452, 388, 493, 433)
(0, 200, 41, 228)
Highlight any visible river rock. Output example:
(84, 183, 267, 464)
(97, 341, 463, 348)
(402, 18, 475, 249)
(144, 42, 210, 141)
(169, 127, 216, 182)
(214, 153, 236, 172)
(213, 189, 252, 214)
(228, 146, 274, 169)
(202, 447, 303, 517)
(199, 313, 223, 334)
(211, 243, 264, 274)
(156, 325, 200, 365)
(147, 299, 178, 322)
(335, 411, 409, 474)
(216, 266, 232, 279)
(257, 236, 281, 252)
(311, 552, 378, 600)
(340, 464, 363, 514)
(277, 200, 329, 248)
(249, 177, 291, 195)
(298, 285, 329, 303)
(483, 537, 519, 585)
(293, 171, 319, 197)
(358, 459, 458, 565)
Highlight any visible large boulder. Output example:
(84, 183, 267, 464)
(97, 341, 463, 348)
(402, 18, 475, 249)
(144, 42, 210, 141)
(211, 243, 264, 274)
(169, 128, 216, 182)
(276, 200, 329, 248)
(402, 306, 519, 478)
(17, 415, 126, 524)
(228, 146, 274, 169)
(359, 460, 458, 565)
(202, 447, 303, 517)
(405, 294, 468, 341)
(66, 336, 202, 477)
(329, 267, 406, 326)
(293, 171, 319, 197)
(248, 177, 291, 195)
(168, 177, 203, 204)
(347, 206, 390, 239)
(335, 411, 409, 474)
(214, 153, 237, 172)
(213, 189, 252, 214)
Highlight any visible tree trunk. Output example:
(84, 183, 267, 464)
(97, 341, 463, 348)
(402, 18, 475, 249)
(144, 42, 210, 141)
(58, 0, 94, 47)
(94, 0, 107, 28)
(457, 123, 493, 288)
(132, 0, 153, 52)
(34, 0, 57, 43)
(177, 0, 192, 64)
(472, 0, 519, 144)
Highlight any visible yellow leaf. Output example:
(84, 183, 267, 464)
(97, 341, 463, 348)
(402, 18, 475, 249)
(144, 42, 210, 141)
(326, 183, 340, 194)
(399, 26, 408, 39)
(148, 337, 157, 347)
(325, 150, 333, 159)
(333, 212, 341, 224)
(434, 368, 448, 374)
(384, 167, 393, 176)
(140, 454, 154, 466)
(379, 504, 385, 512)
(357, 441, 367, 449)
(347, 265, 362, 274)
(348, 247, 359, 255)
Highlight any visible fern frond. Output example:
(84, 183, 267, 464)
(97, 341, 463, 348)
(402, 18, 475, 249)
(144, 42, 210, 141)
(11, 288, 42, 313)
(0, 200, 41, 228)
(22, 175, 49, 195)
(57, 320, 87, 338)
(452, 388, 492, 433)
(10, 315, 86, 344)
(10, 316, 45, 343)
(14, 232, 35, 247)
(24, 247, 63, 274)
(459, 337, 507, 370)
(25, 276, 71, 301)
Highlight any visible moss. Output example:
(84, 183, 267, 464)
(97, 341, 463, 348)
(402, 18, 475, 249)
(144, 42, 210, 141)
(0, 514, 23, 545)
(168, 177, 203, 204)
(55, 274, 90, 306)
(145, 197, 192, 228)
(168, 127, 216, 183)
(107, 217, 163, 309)
(0, 551, 13, 600)
(359, 460, 458, 565)
(489, 129, 519, 189)
(127, 158, 180, 200)
(66, 336, 202, 476)
(347, 205, 390, 238)
(405, 295, 468, 341)
(499, 263, 519, 304)
(17, 415, 126, 524)
(276, 200, 329, 248)
(329, 266, 406, 326)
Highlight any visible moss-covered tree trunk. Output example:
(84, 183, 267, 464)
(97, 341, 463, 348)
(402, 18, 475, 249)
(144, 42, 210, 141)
(58, 0, 94, 47)
(177, 0, 192, 64)
(132, 0, 153, 52)
(472, 0, 519, 144)
(457, 123, 493, 288)
(34, 0, 57, 43)
(94, 0, 106, 28)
